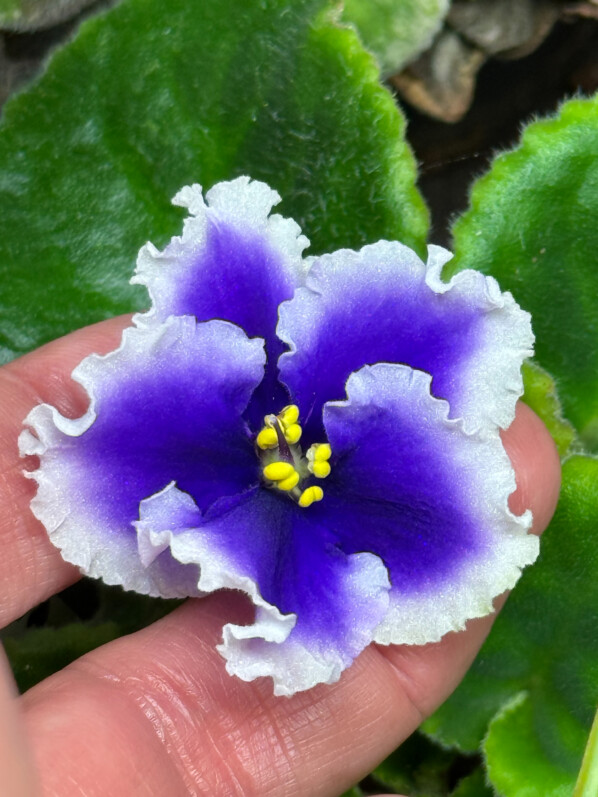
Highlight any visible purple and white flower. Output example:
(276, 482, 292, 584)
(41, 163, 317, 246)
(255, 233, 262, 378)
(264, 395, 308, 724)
(20, 177, 538, 696)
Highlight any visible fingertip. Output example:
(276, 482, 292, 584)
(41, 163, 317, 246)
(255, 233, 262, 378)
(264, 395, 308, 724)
(501, 402, 561, 535)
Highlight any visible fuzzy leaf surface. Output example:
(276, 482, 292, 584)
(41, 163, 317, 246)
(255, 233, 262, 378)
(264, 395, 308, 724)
(484, 692, 582, 797)
(448, 95, 598, 450)
(450, 768, 493, 797)
(522, 360, 577, 459)
(342, 0, 449, 77)
(371, 731, 459, 796)
(0, 0, 427, 363)
(0, 0, 96, 30)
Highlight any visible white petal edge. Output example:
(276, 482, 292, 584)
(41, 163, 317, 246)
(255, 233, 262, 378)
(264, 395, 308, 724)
(280, 241, 533, 437)
(132, 176, 310, 326)
(326, 362, 539, 647)
(425, 244, 534, 433)
(136, 484, 390, 697)
(135, 483, 296, 648)
(221, 552, 389, 697)
(19, 317, 264, 599)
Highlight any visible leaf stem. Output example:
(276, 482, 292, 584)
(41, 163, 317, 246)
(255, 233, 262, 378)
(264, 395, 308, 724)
(573, 706, 598, 797)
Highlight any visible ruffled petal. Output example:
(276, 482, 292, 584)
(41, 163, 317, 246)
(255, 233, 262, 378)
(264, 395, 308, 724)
(19, 317, 265, 597)
(136, 485, 390, 696)
(133, 177, 310, 421)
(277, 241, 533, 439)
(319, 362, 538, 645)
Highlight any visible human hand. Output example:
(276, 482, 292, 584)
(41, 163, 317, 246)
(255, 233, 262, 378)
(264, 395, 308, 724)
(0, 317, 561, 797)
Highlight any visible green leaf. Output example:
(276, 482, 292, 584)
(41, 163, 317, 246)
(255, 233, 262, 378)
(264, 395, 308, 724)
(339, 787, 364, 797)
(448, 94, 598, 450)
(424, 456, 598, 789)
(0, 0, 96, 30)
(371, 731, 461, 796)
(485, 693, 581, 797)
(0, 0, 427, 363)
(342, 0, 449, 77)
(3, 622, 121, 692)
(450, 768, 493, 797)
(0, 0, 21, 24)
(521, 360, 577, 459)
(573, 706, 598, 797)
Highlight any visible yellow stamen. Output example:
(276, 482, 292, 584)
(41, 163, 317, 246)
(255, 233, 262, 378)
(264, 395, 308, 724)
(256, 426, 278, 450)
(307, 443, 333, 477)
(284, 423, 302, 444)
(298, 485, 324, 508)
(314, 443, 331, 461)
(280, 404, 299, 427)
(277, 471, 300, 491)
(257, 405, 331, 506)
(263, 461, 295, 481)
(312, 460, 331, 478)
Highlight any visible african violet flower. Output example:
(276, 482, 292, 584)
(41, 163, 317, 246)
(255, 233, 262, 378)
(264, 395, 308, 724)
(20, 177, 538, 696)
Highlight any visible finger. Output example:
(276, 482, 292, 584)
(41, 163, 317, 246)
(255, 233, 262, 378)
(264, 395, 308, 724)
(0, 317, 131, 627)
(21, 404, 560, 797)
(0, 647, 38, 796)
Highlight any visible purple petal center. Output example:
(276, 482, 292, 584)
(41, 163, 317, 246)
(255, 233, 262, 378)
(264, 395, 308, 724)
(174, 219, 292, 425)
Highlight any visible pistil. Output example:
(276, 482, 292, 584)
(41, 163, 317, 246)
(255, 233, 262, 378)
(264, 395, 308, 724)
(263, 413, 294, 463)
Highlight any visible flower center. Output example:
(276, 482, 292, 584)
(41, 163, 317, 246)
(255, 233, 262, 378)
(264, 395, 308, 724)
(255, 404, 331, 508)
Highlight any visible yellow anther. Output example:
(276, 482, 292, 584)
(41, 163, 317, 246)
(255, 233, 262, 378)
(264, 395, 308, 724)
(298, 485, 324, 508)
(256, 426, 278, 450)
(307, 443, 332, 464)
(284, 423, 302, 445)
(263, 462, 295, 482)
(312, 460, 331, 479)
(280, 404, 300, 427)
(314, 443, 331, 461)
(277, 470, 300, 491)
(307, 443, 332, 476)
